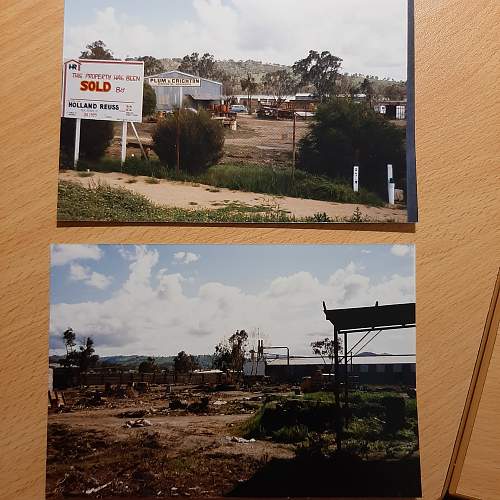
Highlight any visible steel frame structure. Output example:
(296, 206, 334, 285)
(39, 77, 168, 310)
(323, 301, 416, 450)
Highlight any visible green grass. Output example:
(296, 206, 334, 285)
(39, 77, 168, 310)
(241, 390, 419, 460)
(58, 181, 295, 223)
(58, 181, 376, 223)
(73, 157, 384, 207)
(272, 425, 309, 443)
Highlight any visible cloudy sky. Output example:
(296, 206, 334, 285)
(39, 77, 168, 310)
(63, 0, 408, 80)
(50, 244, 416, 358)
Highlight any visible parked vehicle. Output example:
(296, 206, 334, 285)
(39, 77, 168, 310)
(230, 104, 248, 113)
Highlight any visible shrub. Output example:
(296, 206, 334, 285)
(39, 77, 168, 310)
(298, 99, 406, 197)
(59, 118, 114, 167)
(142, 82, 157, 117)
(272, 425, 309, 443)
(152, 110, 224, 173)
(382, 396, 406, 434)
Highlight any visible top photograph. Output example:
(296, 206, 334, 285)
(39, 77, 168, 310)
(58, 0, 417, 224)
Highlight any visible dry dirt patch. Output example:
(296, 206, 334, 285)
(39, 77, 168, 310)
(60, 170, 407, 222)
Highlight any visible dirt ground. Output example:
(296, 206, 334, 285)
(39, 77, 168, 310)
(222, 114, 310, 166)
(46, 385, 294, 498)
(60, 170, 407, 222)
(109, 114, 309, 167)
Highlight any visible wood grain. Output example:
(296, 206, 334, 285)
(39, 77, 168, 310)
(0, 1, 499, 499)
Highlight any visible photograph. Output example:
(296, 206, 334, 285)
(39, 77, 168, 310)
(47, 244, 421, 498)
(58, 0, 417, 224)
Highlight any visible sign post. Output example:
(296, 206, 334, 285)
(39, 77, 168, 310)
(121, 121, 128, 167)
(73, 118, 81, 169)
(61, 59, 144, 168)
(353, 166, 359, 193)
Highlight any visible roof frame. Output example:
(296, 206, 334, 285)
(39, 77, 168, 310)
(323, 302, 416, 333)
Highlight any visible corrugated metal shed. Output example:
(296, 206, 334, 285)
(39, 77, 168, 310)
(146, 70, 223, 111)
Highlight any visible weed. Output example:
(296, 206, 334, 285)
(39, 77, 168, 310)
(58, 181, 296, 223)
(70, 158, 385, 207)
(272, 425, 309, 443)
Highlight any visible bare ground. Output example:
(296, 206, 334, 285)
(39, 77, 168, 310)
(110, 114, 310, 167)
(46, 386, 294, 498)
(60, 170, 407, 222)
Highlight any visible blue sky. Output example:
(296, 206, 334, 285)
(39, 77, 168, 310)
(50, 244, 416, 357)
(63, 0, 408, 80)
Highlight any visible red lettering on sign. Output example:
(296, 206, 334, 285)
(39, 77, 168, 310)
(80, 81, 112, 92)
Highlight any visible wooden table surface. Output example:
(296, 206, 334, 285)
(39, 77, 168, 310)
(0, 1, 499, 499)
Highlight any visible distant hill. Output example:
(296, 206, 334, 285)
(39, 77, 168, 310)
(100, 354, 214, 369)
(158, 57, 405, 98)
(50, 354, 214, 370)
(160, 58, 289, 84)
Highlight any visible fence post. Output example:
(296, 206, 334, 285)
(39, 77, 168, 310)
(389, 180, 396, 205)
(353, 166, 359, 193)
(387, 164, 394, 202)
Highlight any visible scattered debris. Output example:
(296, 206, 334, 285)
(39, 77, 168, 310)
(124, 418, 153, 428)
(188, 397, 210, 413)
(226, 436, 256, 444)
(85, 481, 112, 495)
(169, 398, 189, 410)
(213, 400, 228, 406)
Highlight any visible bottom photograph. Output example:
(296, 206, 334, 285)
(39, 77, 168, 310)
(47, 244, 420, 498)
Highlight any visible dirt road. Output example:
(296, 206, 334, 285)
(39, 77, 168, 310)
(60, 170, 407, 222)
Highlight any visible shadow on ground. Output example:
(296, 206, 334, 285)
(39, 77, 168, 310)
(228, 454, 422, 498)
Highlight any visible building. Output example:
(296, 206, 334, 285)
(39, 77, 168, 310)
(146, 70, 223, 111)
(375, 100, 407, 120)
(265, 355, 416, 386)
(233, 93, 318, 113)
(243, 358, 266, 377)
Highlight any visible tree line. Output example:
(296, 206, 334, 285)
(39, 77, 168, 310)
(57, 327, 342, 380)
(82, 40, 406, 105)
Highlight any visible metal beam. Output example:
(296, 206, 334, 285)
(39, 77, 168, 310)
(324, 302, 416, 331)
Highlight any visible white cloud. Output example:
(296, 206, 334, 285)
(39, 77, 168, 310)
(69, 263, 112, 290)
(50, 248, 415, 357)
(52, 244, 103, 266)
(64, 0, 407, 80)
(391, 245, 411, 257)
(174, 252, 200, 264)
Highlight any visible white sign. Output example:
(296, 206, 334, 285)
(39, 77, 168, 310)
(353, 166, 359, 193)
(62, 59, 144, 122)
(149, 76, 201, 87)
